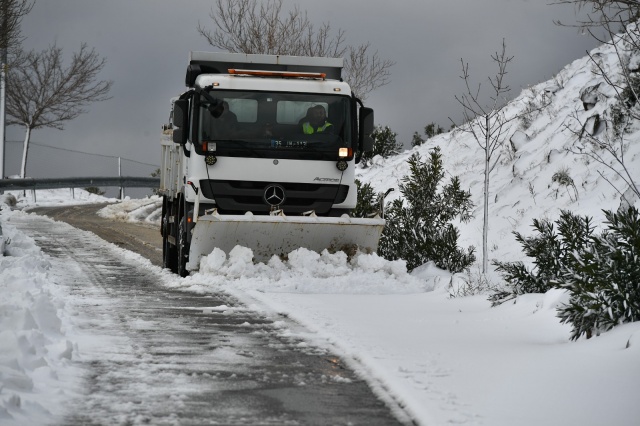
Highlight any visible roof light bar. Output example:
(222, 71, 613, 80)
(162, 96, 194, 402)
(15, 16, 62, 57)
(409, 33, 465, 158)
(228, 69, 326, 79)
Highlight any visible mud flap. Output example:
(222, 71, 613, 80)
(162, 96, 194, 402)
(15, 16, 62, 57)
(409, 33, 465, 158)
(186, 212, 385, 270)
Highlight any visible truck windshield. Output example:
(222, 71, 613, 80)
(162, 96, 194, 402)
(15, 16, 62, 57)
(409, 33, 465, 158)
(198, 90, 352, 160)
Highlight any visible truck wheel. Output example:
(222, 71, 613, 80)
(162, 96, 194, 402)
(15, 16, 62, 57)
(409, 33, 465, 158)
(177, 217, 190, 277)
(162, 228, 178, 272)
(161, 204, 178, 273)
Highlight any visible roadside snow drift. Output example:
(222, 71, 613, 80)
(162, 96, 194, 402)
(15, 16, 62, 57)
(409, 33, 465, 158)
(0, 209, 81, 425)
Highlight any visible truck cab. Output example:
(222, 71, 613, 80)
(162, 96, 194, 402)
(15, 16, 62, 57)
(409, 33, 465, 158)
(161, 52, 380, 276)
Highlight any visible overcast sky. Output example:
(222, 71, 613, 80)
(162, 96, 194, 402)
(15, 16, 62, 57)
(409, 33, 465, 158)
(3, 0, 600, 185)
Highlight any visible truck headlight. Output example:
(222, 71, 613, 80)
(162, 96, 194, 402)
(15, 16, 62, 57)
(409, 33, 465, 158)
(338, 148, 352, 158)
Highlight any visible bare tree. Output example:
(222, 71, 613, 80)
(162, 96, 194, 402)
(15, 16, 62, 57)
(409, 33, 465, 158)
(1, 0, 34, 179)
(553, 1, 640, 30)
(197, 0, 394, 100)
(451, 40, 548, 274)
(554, 0, 640, 203)
(565, 107, 640, 203)
(6, 43, 112, 177)
(0, 0, 33, 56)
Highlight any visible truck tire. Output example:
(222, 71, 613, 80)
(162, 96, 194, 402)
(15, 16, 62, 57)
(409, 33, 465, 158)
(161, 198, 178, 273)
(177, 217, 190, 277)
(162, 228, 178, 272)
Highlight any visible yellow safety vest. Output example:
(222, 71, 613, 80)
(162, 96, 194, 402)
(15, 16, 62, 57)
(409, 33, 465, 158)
(303, 121, 332, 134)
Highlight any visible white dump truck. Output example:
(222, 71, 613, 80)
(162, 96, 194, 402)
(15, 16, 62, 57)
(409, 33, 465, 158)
(160, 51, 385, 276)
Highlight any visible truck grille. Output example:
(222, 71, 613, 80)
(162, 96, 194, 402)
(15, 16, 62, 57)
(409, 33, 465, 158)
(199, 180, 348, 215)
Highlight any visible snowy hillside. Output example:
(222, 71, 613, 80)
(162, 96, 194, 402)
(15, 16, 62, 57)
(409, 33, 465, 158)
(358, 39, 640, 272)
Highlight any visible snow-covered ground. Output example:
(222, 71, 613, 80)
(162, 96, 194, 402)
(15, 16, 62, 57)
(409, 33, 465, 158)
(2, 190, 640, 426)
(1, 195, 80, 424)
(2, 34, 640, 425)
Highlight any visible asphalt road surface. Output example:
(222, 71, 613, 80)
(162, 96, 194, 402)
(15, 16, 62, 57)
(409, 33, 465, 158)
(17, 204, 411, 425)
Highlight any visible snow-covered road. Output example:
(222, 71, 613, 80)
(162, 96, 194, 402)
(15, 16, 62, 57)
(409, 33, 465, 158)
(7, 212, 407, 425)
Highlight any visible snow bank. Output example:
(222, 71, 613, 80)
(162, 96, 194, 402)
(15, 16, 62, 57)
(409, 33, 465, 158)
(0, 209, 80, 425)
(173, 245, 434, 295)
(5, 188, 116, 210)
(97, 196, 162, 224)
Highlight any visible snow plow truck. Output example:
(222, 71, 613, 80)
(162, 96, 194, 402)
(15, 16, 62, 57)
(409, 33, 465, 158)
(160, 52, 385, 276)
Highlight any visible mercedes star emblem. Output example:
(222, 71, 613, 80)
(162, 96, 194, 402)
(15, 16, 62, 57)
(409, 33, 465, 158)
(263, 184, 286, 206)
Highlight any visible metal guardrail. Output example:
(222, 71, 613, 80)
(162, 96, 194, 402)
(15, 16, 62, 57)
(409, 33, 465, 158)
(0, 177, 160, 191)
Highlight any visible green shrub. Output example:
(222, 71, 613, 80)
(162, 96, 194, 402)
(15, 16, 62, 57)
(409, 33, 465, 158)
(360, 125, 403, 166)
(493, 208, 640, 340)
(551, 168, 574, 187)
(425, 123, 444, 139)
(620, 74, 640, 108)
(557, 207, 640, 340)
(411, 123, 445, 148)
(411, 131, 425, 148)
(353, 179, 382, 218)
(491, 211, 595, 305)
(608, 74, 640, 136)
(378, 147, 475, 272)
(85, 186, 105, 195)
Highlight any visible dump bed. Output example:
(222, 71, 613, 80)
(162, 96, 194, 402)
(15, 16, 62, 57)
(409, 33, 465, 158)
(159, 134, 183, 198)
(185, 51, 343, 87)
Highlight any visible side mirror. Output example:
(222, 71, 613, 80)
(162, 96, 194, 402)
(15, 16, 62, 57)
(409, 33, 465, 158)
(172, 128, 185, 145)
(172, 99, 188, 145)
(209, 100, 224, 118)
(359, 107, 374, 152)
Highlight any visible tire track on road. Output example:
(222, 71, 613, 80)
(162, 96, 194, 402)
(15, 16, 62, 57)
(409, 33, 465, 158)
(12, 210, 407, 425)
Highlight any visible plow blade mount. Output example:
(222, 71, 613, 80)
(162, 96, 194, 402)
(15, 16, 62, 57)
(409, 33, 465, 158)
(186, 213, 386, 271)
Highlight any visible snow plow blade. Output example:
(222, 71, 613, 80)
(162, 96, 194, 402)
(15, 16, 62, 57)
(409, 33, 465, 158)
(186, 212, 385, 270)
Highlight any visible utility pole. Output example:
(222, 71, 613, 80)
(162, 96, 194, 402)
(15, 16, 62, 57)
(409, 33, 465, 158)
(118, 156, 124, 199)
(0, 60, 5, 181)
(0, 1, 7, 181)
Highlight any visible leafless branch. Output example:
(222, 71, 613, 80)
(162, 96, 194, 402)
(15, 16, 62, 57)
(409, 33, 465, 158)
(450, 39, 552, 274)
(0, 0, 34, 57)
(6, 43, 112, 129)
(564, 109, 640, 202)
(553, 1, 640, 200)
(6, 43, 113, 177)
(452, 40, 524, 157)
(197, 0, 394, 99)
(552, 0, 640, 29)
(343, 43, 394, 100)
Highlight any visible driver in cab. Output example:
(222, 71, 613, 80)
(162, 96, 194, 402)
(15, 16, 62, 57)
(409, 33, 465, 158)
(301, 105, 333, 134)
